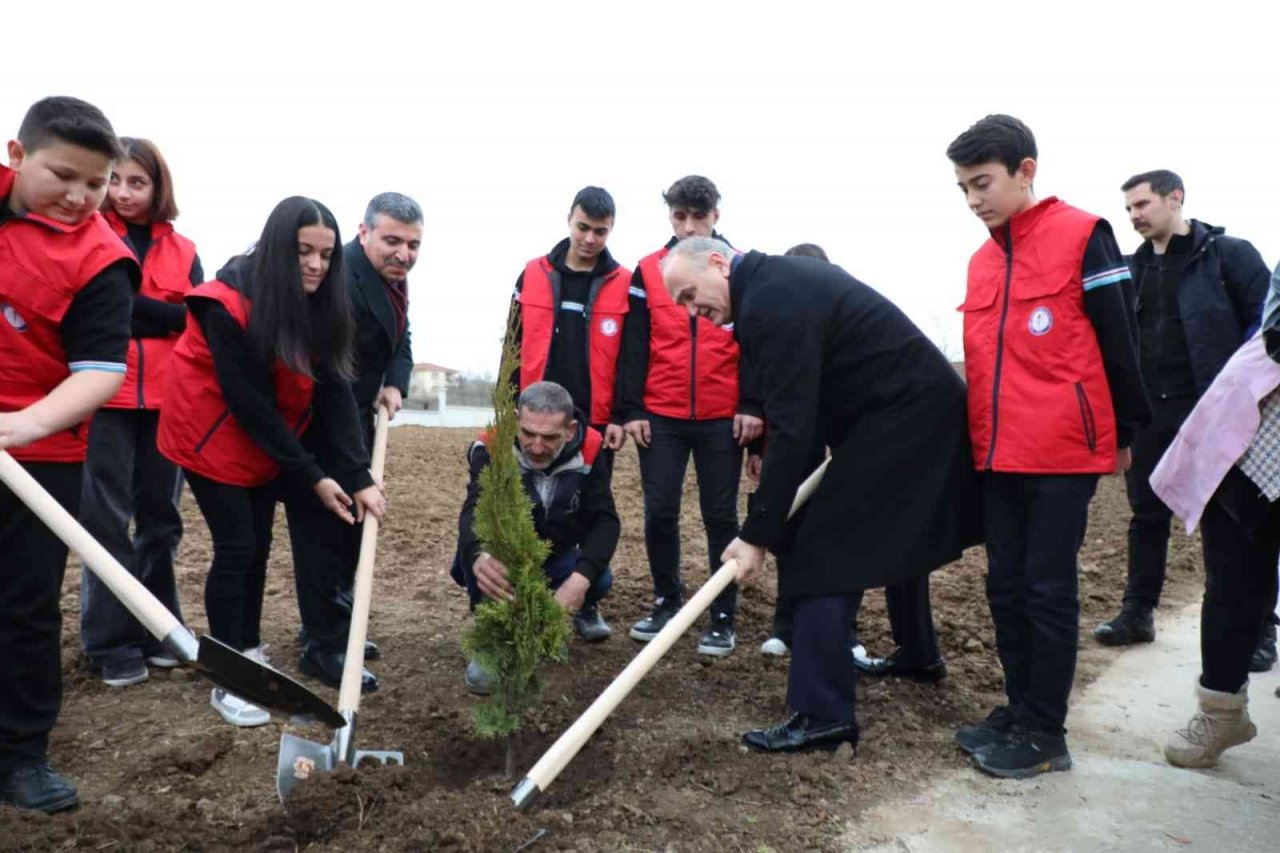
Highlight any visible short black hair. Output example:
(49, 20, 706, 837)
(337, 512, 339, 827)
(17, 96, 122, 159)
(570, 186, 615, 221)
(662, 175, 720, 214)
(946, 114, 1037, 175)
(784, 243, 828, 261)
(1121, 169, 1184, 199)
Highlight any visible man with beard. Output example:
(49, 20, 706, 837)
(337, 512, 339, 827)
(660, 237, 982, 753)
(287, 192, 422, 691)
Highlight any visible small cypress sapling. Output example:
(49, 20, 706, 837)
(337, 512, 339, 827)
(462, 323, 571, 778)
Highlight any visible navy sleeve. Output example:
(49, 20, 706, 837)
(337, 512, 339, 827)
(189, 254, 205, 286)
(312, 373, 374, 494)
(455, 442, 489, 576)
(574, 453, 620, 581)
(1217, 236, 1270, 339)
(61, 259, 135, 371)
(1081, 221, 1152, 448)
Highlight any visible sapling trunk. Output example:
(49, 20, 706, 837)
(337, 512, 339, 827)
(463, 316, 571, 774)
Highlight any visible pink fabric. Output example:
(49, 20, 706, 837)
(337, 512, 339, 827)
(1151, 333, 1280, 532)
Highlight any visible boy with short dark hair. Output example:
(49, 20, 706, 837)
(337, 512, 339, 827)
(947, 114, 1150, 779)
(0, 96, 138, 812)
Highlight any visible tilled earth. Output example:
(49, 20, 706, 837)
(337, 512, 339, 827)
(0, 427, 1204, 852)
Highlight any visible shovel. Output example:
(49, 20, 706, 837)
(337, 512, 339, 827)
(511, 457, 831, 810)
(0, 449, 344, 728)
(276, 405, 404, 802)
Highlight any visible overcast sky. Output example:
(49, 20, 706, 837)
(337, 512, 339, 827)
(7, 1, 1277, 373)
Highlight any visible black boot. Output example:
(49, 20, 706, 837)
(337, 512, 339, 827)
(0, 762, 79, 814)
(1249, 616, 1278, 673)
(1093, 605, 1155, 646)
(742, 713, 858, 754)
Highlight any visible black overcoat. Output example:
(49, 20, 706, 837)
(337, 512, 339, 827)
(733, 251, 982, 596)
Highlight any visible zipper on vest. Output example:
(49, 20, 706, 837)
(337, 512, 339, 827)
(1075, 383, 1097, 452)
(984, 224, 1014, 471)
(134, 338, 146, 408)
(689, 315, 698, 419)
(194, 408, 231, 454)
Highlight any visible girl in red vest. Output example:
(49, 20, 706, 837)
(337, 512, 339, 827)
(158, 197, 386, 727)
(79, 138, 204, 688)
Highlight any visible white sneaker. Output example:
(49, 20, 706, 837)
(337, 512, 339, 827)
(210, 688, 271, 727)
(852, 644, 868, 663)
(243, 644, 275, 668)
(760, 637, 789, 656)
(145, 652, 181, 669)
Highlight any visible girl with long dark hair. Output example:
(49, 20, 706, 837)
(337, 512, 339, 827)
(158, 196, 385, 726)
(79, 138, 202, 688)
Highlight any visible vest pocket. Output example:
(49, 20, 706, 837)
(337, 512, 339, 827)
(194, 408, 230, 454)
(1075, 383, 1097, 452)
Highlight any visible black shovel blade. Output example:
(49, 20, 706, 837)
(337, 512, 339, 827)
(196, 635, 344, 728)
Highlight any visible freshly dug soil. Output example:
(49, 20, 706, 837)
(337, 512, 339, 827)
(0, 427, 1204, 851)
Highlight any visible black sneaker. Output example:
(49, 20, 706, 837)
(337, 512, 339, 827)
(971, 728, 1072, 779)
(0, 762, 79, 814)
(1093, 606, 1155, 646)
(955, 705, 1016, 755)
(100, 658, 149, 688)
(629, 597, 681, 642)
(697, 612, 736, 657)
(573, 606, 612, 642)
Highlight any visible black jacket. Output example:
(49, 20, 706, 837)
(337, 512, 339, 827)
(731, 252, 982, 596)
(1129, 220, 1269, 396)
(452, 412, 620, 589)
(344, 239, 413, 431)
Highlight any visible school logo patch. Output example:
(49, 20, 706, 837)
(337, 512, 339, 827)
(2, 303, 27, 333)
(1028, 306, 1053, 336)
(599, 318, 619, 337)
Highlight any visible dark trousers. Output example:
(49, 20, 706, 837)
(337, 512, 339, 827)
(463, 548, 613, 611)
(786, 594, 861, 724)
(79, 408, 185, 666)
(1124, 396, 1196, 610)
(637, 415, 741, 615)
(0, 462, 80, 770)
(772, 572, 938, 662)
(185, 470, 277, 651)
(1199, 468, 1280, 693)
(984, 472, 1098, 734)
(284, 477, 362, 653)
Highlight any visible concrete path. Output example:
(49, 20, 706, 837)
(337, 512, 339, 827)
(844, 602, 1279, 852)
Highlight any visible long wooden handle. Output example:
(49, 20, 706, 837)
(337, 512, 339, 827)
(0, 449, 181, 641)
(337, 405, 391, 713)
(515, 457, 830, 805)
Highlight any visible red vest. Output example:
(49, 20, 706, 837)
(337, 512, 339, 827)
(959, 197, 1117, 473)
(102, 210, 198, 409)
(518, 256, 629, 425)
(0, 166, 136, 462)
(157, 280, 314, 486)
(638, 248, 740, 420)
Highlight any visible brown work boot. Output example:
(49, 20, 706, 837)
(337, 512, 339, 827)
(1164, 682, 1257, 768)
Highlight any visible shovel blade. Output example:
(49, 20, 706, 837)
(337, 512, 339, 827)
(352, 749, 405, 768)
(197, 635, 344, 728)
(276, 732, 335, 802)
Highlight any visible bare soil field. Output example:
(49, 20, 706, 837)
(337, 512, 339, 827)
(0, 427, 1204, 852)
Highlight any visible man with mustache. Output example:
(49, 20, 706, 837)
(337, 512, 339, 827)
(1094, 171, 1274, 669)
(286, 192, 422, 690)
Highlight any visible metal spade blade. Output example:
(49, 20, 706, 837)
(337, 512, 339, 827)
(196, 635, 345, 728)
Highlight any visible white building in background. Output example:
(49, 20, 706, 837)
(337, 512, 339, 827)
(408, 362, 462, 409)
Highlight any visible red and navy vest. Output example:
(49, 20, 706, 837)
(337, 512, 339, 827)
(959, 197, 1117, 474)
(0, 165, 136, 462)
(157, 280, 314, 486)
(103, 210, 198, 409)
(518, 256, 629, 425)
(638, 247, 739, 420)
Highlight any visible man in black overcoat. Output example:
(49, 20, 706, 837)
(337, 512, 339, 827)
(661, 237, 982, 753)
(285, 192, 421, 690)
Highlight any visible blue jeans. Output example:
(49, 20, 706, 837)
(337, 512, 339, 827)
(464, 548, 613, 611)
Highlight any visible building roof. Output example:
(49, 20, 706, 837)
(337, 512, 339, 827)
(412, 362, 461, 374)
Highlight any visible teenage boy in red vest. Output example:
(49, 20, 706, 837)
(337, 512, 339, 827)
(0, 96, 138, 812)
(947, 115, 1150, 779)
(505, 187, 629, 454)
(618, 176, 763, 656)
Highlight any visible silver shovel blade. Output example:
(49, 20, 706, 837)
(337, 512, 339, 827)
(276, 732, 335, 802)
(196, 635, 344, 728)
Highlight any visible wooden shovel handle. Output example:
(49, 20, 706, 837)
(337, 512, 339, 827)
(337, 405, 390, 713)
(519, 457, 830, 798)
(0, 449, 181, 640)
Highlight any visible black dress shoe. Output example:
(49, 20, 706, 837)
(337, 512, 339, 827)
(853, 649, 947, 683)
(298, 627, 381, 661)
(1093, 607, 1155, 646)
(742, 713, 859, 754)
(299, 648, 379, 693)
(0, 762, 79, 813)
